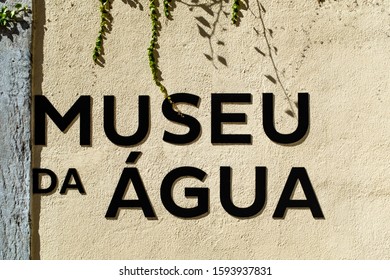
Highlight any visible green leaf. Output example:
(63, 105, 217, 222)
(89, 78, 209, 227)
(15, 3, 22, 9)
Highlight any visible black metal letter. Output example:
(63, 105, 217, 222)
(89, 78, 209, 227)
(104, 95, 150, 146)
(263, 93, 309, 144)
(220, 166, 266, 217)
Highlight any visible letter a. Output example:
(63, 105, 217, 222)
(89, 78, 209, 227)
(273, 168, 324, 219)
(105, 168, 156, 219)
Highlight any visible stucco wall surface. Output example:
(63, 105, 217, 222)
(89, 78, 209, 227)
(33, 0, 390, 259)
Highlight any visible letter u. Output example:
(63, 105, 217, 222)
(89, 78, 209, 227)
(263, 92, 309, 144)
(104, 95, 150, 146)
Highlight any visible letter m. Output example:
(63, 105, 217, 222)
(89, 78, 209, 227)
(34, 96, 91, 145)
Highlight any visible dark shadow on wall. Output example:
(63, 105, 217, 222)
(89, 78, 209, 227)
(0, 21, 30, 42)
(31, 0, 46, 260)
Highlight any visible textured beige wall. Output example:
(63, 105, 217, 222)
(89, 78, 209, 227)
(32, 0, 390, 259)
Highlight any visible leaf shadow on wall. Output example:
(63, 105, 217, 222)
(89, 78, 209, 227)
(177, 0, 249, 69)
(250, 0, 297, 118)
(122, 0, 144, 10)
(94, 1, 113, 67)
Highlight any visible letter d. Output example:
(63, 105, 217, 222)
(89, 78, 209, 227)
(33, 168, 58, 194)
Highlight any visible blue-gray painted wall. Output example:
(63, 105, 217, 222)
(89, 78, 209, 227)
(0, 0, 32, 260)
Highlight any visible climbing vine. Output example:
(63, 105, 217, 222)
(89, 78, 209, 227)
(231, 0, 240, 24)
(92, 0, 241, 109)
(148, 0, 180, 112)
(148, 0, 166, 99)
(163, 0, 172, 18)
(92, 0, 320, 109)
(92, 0, 112, 63)
(0, 3, 30, 28)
